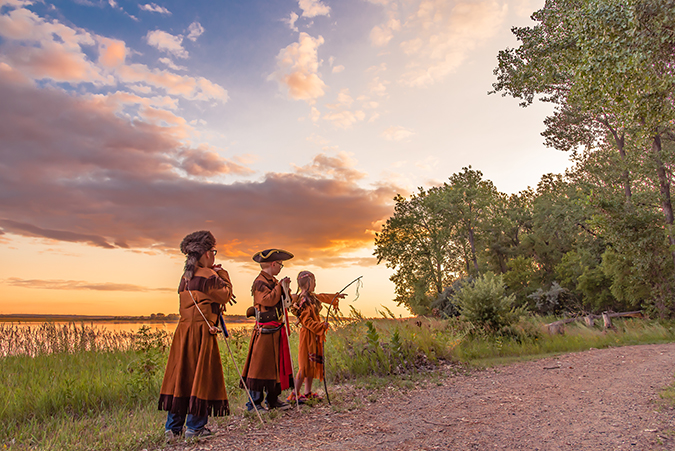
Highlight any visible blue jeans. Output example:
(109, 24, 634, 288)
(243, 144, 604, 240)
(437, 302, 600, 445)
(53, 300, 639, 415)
(245, 390, 265, 412)
(165, 412, 208, 434)
(246, 386, 282, 411)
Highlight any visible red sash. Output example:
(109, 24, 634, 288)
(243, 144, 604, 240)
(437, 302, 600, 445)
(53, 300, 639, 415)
(259, 320, 293, 390)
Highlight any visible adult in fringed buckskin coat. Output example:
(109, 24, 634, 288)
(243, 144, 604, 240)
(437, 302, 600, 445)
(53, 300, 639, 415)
(240, 249, 294, 411)
(159, 230, 233, 441)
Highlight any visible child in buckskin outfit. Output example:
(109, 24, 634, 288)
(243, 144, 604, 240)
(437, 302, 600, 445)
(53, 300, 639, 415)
(287, 270, 344, 403)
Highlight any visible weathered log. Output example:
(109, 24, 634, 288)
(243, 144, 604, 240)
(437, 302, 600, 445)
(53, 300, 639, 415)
(544, 310, 643, 334)
(608, 311, 643, 319)
(544, 317, 577, 335)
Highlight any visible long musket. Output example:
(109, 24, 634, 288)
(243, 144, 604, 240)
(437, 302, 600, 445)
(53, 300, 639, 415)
(281, 283, 301, 411)
(322, 276, 363, 405)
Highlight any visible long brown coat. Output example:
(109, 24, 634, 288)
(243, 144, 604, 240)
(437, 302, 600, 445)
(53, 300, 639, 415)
(292, 293, 337, 380)
(240, 271, 293, 392)
(158, 266, 232, 417)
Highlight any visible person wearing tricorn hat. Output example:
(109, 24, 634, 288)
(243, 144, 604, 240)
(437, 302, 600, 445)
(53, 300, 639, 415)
(158, 231, 234, 441)
(240, 248, 295, 411)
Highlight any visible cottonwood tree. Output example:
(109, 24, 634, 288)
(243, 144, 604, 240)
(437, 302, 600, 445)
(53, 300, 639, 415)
(374, 189, 461, 314)
(492, 0, 675, 266)
(439, 167, 500, 276)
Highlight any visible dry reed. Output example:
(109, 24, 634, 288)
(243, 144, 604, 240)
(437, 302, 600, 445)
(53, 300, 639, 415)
(0, 322, 152, 357)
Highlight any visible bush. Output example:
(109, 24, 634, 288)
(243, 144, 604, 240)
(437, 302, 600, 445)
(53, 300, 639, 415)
(456, 272, 520, 334)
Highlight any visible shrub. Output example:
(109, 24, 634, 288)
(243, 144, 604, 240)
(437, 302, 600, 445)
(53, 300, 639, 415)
(456, 272, 520, 334)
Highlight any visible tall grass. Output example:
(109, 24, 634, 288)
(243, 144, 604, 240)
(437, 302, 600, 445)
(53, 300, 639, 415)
(0, 323, 140, 357)
(453, 318, 675, 364)
(1, 324, 171, 451)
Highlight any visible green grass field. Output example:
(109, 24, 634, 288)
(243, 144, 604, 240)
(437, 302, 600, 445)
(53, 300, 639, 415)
(2, 316, 674, 450)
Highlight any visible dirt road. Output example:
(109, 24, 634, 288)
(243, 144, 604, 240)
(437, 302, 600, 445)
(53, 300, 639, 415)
(166, 343, 675, 451)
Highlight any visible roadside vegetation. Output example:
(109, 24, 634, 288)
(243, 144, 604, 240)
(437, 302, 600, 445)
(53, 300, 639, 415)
(2, 313, 675, 451)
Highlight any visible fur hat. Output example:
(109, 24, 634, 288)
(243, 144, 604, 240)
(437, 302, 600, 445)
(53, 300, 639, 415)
(180, 230, 216, 280)
(252, 248, 294, 263)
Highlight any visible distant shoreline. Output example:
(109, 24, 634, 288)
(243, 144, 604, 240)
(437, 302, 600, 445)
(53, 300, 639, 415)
(0, 313, 254, 324)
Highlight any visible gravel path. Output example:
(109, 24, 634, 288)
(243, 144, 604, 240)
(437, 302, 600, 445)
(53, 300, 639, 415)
(165, 343, 675, 451)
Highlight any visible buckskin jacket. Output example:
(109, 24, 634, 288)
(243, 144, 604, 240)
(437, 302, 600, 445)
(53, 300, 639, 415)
(240, 271, 294, 393)
(158, 265, 232, 417)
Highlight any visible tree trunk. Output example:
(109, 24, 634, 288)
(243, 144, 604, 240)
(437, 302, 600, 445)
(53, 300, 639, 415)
(651, 133, 675, 268)
(602, 312, 613, 330)
(599, 116, 632, 205)
(468, 225, 479, 274)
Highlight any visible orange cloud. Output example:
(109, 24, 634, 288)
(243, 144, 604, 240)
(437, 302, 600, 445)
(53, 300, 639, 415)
(178, 147, 254, 177)
(98, 38, 126, 68)
(117, 64, 228, 101)
(5, 278, 173, 292)
(0, 70, 398, 265)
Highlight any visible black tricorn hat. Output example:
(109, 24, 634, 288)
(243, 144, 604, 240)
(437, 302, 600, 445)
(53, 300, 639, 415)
(252, 248, 294, 263)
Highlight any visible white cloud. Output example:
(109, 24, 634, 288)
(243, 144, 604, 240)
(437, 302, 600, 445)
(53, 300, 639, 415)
(399, 0, 508, 87)
(146, 30, 188, 59)
(306, 133, 329, 145)
(268, 32, 327, 104)
(369, 76, 388, 97)
(381, 126, 415, 141)
(415, 156, 440, 171)
(369, 10, 400, 47)
(117, 64, 228, 102)
(158, 57, 187, 71)
(284, 12, 299, 32)
(186, 21, 204, 42)
(139, 3, 171, 14)
(323, 110, 366, 129)
(298, 0, 330, 18)
(310, 106, 321, 122)
(370, 25, 393, 47)
(332, 64, 344, 73)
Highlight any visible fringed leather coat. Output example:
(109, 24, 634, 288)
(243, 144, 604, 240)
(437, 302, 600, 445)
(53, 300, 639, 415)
(291, 293, 337, 380)
(240, 271, 294, 393)
(158, 265, 232, 417)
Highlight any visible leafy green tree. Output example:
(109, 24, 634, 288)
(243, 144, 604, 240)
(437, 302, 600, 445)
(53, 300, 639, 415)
(439, 167, 500, 275)
(374, 189, 460, 314)
(492, 0, 675, 266)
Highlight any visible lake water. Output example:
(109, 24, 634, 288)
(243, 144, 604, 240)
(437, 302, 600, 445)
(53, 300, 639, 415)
(4, 320, 254, 333)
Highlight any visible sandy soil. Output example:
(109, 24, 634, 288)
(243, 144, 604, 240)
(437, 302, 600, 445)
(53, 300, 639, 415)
(163, 343, 675, 451)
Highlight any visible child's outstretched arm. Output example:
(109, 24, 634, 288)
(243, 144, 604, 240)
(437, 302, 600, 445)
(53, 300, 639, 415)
(316, 293, 346, 310)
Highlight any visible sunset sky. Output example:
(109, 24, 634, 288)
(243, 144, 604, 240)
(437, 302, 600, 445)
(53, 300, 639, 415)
(0, 0, 571, 318)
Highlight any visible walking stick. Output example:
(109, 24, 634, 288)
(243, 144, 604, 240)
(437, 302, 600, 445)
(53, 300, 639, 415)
(322, 276, 363, 405)
(281, 282, 301, 411)
(218, 313, 265, 425)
